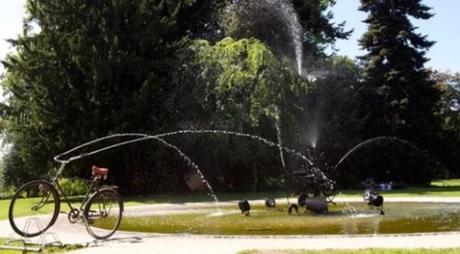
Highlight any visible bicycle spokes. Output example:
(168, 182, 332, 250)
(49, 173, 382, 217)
(84, 190, 122, 239)
(9, 181, 59, 237)
(31, 192, 52, 211)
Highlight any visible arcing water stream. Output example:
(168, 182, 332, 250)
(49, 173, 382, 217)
(54, 130, 335, 202)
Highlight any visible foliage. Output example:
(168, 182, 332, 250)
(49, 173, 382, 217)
(223, 0, 351, 64)
(291, 0, 352, 55)
(335, 137, 442, 187)
(0, 0, 227, 189)
(0, 0, 456, 192)
(224, 0, 301, 65)
(175, 0, 229, 41)
(434, 71, 460, 132)
(358, 0, 441, 147)
(58, 177, 88, 196)
(431, 71, 460, 176)
(172, 37, 311, 191)
(191, 37, 306, 126)
(304, 56, 363, 167)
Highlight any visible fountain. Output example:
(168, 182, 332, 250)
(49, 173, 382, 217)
(32, 0, 456, 240)
(55, 130, 336, 204)
(3, 0, 455, 245)
(87, 134, 456, 235)
(228, 0, 303, 75)
(55, 133, 221, 203)
(334, 136, 443, 187)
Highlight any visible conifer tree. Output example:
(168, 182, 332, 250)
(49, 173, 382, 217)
(292, 0, 352, 56)
(358, 0, 440, 145)
(0, 0, 224, 187)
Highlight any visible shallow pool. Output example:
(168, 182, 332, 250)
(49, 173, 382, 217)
(99, 202, 460, 235)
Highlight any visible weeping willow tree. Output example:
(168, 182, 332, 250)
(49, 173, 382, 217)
(193, 37, 308, 126)
(170, 37, 316, 191)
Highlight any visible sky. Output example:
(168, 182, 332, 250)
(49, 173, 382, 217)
(330, 0, 460, 72)
(0, 0, 25, 74)
(0, 0, 459, 75)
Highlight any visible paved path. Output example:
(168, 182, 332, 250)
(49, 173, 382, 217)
(68, 232, 460, 254)
(1, 197, 460, 254)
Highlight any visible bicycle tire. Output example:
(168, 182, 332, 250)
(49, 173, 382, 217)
(9, 180, 60, 237)
(83, 188, 123, 240)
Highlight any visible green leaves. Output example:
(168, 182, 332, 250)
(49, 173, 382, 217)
(358, 0, 440, 141)
(189, 37, 302, 127)
(0, 0, 224, 187)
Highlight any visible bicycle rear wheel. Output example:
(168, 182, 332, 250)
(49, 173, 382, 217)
(83, 188, 123, 239)
(9, 180, 60, 237)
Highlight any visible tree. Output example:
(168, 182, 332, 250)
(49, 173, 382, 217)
(292, 0, 352, 56)
(174, 0, 229, 41)
(0, 0, 225, 189)
(434, 71, 460, 132)
(172, 37, 311, 190)
(431, 71, 460, 177)
(223, 0, 351, 67)
(358, 0, 440, 147)
(307, 56, 363, 166)
(192, 37, 306, 126)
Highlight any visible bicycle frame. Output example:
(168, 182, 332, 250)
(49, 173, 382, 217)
(50, 161, 103, 216)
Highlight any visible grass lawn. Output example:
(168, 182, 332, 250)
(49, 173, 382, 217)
(0, 238, 83, 254)
(337, 179, 460, 198)
(0, 197, 83, 221)
(239, 249, 460, 254)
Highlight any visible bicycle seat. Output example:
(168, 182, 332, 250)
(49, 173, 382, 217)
(92, 165, 109, 177)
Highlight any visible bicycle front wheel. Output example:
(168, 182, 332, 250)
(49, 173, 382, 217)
(83, 188, 123, 239)
(9, 180, 60, 237)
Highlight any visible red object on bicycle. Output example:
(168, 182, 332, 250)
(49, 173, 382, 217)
(92, 165, 109, 177)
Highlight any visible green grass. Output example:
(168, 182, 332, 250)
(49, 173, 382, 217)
(239, 249, 460, 254)
(338, 178, 460, 198)
(432, 179, 460, 187)
(338, 186, 460, 198)
(0, 238, 83, 254)
(0, 197, 83, 221)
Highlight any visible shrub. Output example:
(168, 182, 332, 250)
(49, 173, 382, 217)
(335, 136, 445, 187)
(58, 178, 88, 196)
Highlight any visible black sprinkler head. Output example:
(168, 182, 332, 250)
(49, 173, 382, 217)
(265, 197, 276, 208)
(238, 200, 251, 216)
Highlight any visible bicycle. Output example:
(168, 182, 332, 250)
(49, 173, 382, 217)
(8, 154, 124, 240)
(7, 133, 167, 240)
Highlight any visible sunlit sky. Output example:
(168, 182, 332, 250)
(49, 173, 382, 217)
(0, 0, 459, 75)
(330, 0, 460, 72)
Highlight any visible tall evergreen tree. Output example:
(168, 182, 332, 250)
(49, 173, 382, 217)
(0, 0, 225, 188)
(358, 0, 440, 146)
(292, 0, 352, 56)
